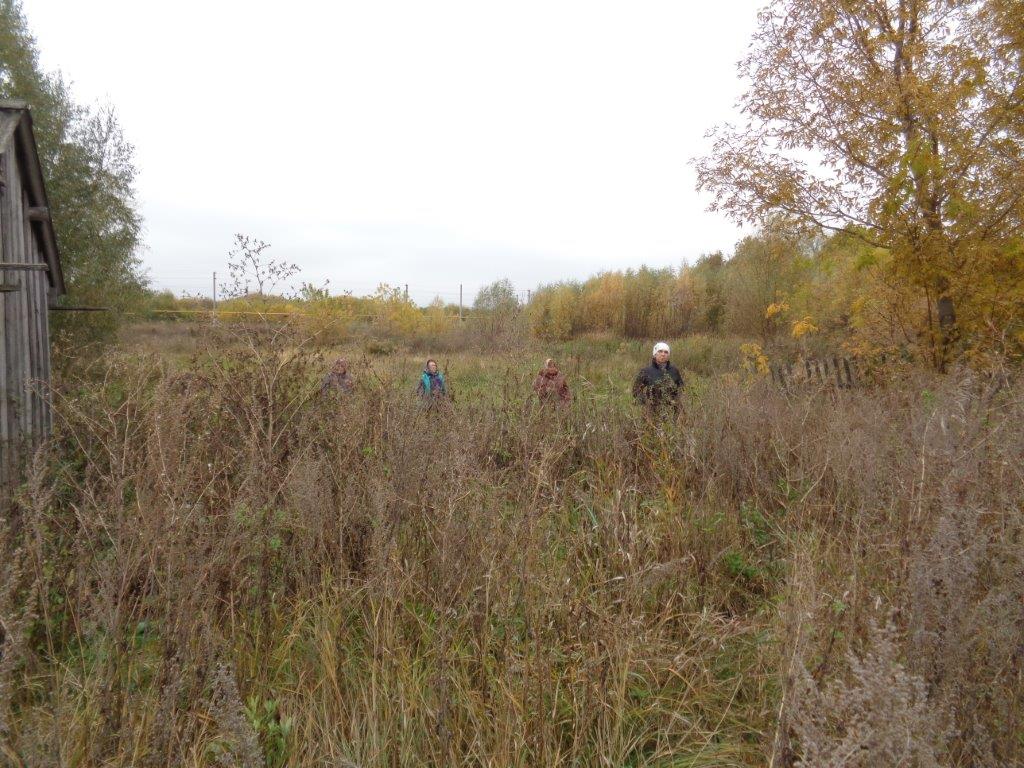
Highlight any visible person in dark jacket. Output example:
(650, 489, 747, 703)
(416, 359, 448, 400)
(533, 358, 571, 407)
(632, 341, 683, 411)
(321, 357, 355, 394)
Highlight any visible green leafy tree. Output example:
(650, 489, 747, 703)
(0, 0, 146, 348)
(473, 278, 522, 340)
(473, 278, 519, 315)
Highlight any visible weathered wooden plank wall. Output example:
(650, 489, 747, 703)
(0, 127, 53, 495)
(32, 211, 51, 436)
(0, 146, 7, 490)
(0, 143, 16, 490)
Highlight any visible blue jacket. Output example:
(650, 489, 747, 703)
(417, 370, 447, 397)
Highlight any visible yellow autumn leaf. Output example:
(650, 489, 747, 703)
(791, 316, 819, 339)
(740, 342, 771, 375)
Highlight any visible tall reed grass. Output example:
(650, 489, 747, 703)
(2, 322, 1021, 766)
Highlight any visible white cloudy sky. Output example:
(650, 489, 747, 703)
(25, 0, 760, 305)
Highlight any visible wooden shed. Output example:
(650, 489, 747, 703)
(0, 100, 65, 492)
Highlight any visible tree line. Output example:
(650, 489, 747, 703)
(3, 0, 1021, 370)
(528, 218, 1023, 365)
(146, 213, 1022, 366)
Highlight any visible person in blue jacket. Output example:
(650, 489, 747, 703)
(416, 358, 448, 401)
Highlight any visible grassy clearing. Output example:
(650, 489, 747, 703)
(2, 322, 1021, 766)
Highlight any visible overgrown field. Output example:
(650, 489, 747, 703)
(2, 323, 1022, 767)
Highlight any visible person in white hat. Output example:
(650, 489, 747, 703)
(632, 341, 683, 411)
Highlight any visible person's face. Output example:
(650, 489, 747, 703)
(655, 349, 670, 364)
(427, 361, 438, 374)
(332, 360, 346, 374)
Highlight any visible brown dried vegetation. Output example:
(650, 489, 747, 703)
(1, 323, 1021, 766)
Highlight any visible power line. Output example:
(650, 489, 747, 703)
(115, 308, 495, 320)
(144, 275, 532, 304)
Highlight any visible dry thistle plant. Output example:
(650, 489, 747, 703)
(789, 618, 949, 767)
(208, 661, 262, 768)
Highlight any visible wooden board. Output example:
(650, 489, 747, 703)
(0, 137, 56, 494)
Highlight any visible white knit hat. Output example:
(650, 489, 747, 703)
(653, 342, 670, 355)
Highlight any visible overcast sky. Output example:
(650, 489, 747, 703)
(25, 0, 760, 305)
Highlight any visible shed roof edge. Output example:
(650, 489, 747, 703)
(0, 103, 65, 298)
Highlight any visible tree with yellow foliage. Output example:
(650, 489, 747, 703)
(695, 0, 1024, 369)
(528, 284, 576, 340)
(580, 273, 626, 333)
(371, 284, 420, 336)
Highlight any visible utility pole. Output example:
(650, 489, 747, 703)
(527, 289, 531, 303)
(459, 284, 463, 321)
(212, 271, 217, 319)
(404, 284, 409, 301)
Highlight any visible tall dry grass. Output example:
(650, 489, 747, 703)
(1, 322, 1021, 767)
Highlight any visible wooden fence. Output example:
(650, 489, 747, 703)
(770, 356, 858, 388)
